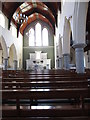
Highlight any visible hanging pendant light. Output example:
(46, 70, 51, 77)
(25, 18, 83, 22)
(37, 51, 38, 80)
(14, 12, 28, 24)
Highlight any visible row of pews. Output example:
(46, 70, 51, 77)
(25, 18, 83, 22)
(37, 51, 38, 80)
(1, 69, 90, 120)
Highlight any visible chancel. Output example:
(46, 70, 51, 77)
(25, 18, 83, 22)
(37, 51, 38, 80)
(0, 1, 90, 120)
(26, 51, 51, 70)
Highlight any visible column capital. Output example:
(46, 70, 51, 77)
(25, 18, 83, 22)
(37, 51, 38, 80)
(13, 60, 17, 62)
(59, 56, 63, 59)
(3, 58, 8, 60)
(72, 43, 86, 49)
(63, 53, 70, 56)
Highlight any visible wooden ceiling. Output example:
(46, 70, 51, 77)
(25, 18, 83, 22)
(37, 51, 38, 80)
(2, 1, 61, 35)
(20, 13, 54, 35)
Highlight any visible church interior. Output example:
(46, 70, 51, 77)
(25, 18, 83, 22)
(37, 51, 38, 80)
(0, 1, 90, 120)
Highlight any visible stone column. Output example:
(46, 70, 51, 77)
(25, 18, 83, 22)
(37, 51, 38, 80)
(58, 57, 63, 69)
(62, 17, 70, 70)
(63, 53, 70, 70)
(58, 36, 63, 69)
(73, 44, 86, 73)
(56, 58, 59, 69)
(13, 60, 18, 70)
(3, 58, 8, 70)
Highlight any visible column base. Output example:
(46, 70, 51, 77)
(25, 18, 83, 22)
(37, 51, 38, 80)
(3, 58, 8, 70)
(56, 59, 59, 69)
(73, 43, 86, 73)
(58, 57, 63, 69)
(63, 53, 70, 70)
(13, 60, 18, 70)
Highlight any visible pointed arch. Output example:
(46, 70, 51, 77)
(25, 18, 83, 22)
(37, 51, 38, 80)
(73, 2, 88, 43)
(62, 16, 71, 54)
(0, 13, 5, 28)
(9, 43, 17, 68)
(0, 35, 8, 58)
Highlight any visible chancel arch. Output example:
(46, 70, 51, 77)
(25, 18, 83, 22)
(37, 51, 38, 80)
(23, 20, 54, 69)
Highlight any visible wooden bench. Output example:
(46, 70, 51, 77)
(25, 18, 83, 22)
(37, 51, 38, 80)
(2, 69, 79, 78)
(2, 79, 90, 89)
(2, 69, 90, 77)
(1, 116, 90, 120)
(2, 88, 90, 119)
(2, 69, 90, 120)
(2, 75, 89, 82)
(2, 70, 90, 83)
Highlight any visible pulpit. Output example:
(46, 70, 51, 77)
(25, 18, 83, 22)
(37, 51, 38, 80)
(26, 51, 51, 70)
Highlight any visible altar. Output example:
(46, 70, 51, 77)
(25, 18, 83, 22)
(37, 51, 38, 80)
(26, 51, 51, 70)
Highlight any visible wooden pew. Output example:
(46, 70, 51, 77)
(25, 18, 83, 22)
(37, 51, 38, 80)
(2, 69, 77, 75)
(2, 77, 90, 107)
(2, 75, 89, 82)
(2, 88, 90, 118)
(2, 70, 90, 90)
(2, 69, 78, 78)
(2, 69, 90, 78)
(2, 70, 90, 82)
(1, 116, 90, 120)
(2, 80, 90, 90)
(2, 69, 90, 120)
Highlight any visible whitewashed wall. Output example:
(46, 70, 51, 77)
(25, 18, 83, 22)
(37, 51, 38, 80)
(0, 25, 23, 69)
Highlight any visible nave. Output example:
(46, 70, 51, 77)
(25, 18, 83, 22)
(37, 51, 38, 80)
(0, 1, 90, 120)
(1, 69, 90, 120)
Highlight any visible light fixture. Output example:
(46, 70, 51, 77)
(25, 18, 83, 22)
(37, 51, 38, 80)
(14, 12, 28, 24)
(65, 16, 72, 20)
